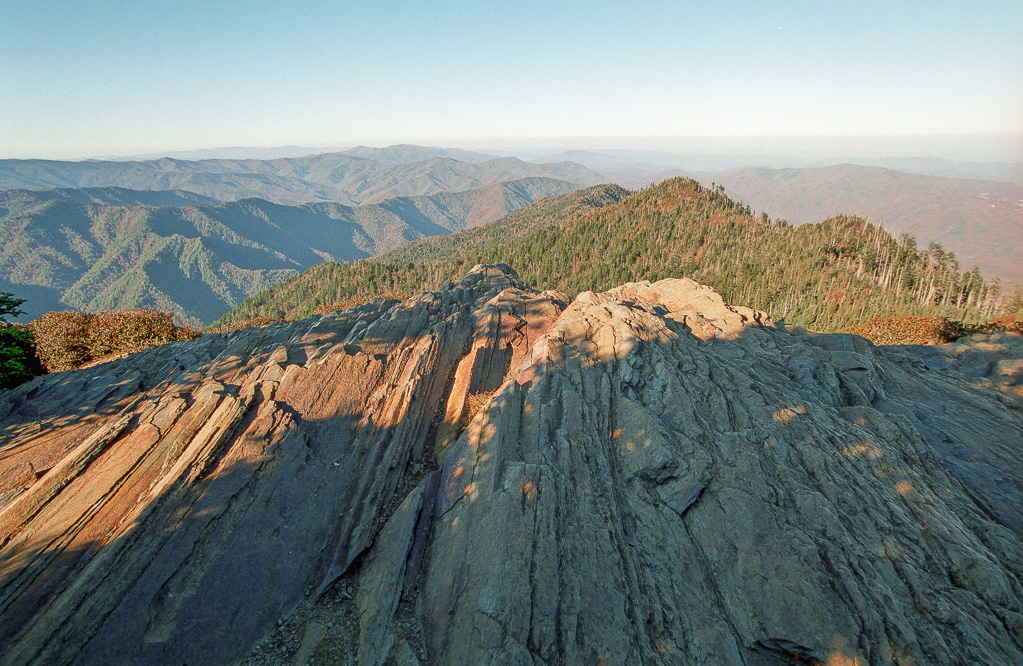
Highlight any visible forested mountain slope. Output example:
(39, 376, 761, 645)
(218, 178, 1006, 332)
(0, 187, 221, 209)
(0, 178, 575, 324)
(705, 164, 1023, 287)
(214, 183, 630, 323)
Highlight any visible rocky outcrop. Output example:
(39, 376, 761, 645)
(898, 331, 1023, 408)
(1, 265, 1021, 665)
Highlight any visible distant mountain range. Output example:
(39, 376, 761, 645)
(340, 144, 496, 164)
(95, 146, 348, 162)
(837, 156, 1023, 184)
(95, 143, 498, 164)
(0, 178, 576, 324)
(702, 164, 1023, 287)
(0, 149, 604, 206)
(2, 143, 1020, 328)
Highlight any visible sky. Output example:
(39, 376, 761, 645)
(2, 0, 1022, 160)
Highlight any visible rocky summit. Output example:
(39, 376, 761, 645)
(1, 264, 1022, 665)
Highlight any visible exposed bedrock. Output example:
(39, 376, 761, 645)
(0, 264, 1021, 665)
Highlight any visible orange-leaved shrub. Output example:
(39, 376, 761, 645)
(846, 315, 972, 346)
(204, 316, 285, 335)
(27, 310, 90, 372)
(848, 312, 1023, 347)
(982, 313, 1023, 336)
(311, 295, 400, 316)
(29, 308, 196, 373)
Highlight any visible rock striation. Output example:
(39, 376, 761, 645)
(1, 264, 1021, 665)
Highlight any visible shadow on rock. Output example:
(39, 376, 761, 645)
(1, 264, 1021, 665)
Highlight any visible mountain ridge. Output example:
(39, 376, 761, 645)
(0, 178, 577, 324)
(702, 164, 1023, 287)
(217, 177, 1006, 333)
(0, 152, 605, 206)
(4, 146, 1017, 292)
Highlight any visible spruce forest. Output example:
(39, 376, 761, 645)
(215, 178, 1007, 333)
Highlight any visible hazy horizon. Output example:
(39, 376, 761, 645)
(5, 133, 1023, 166)
(3, 1, 1020, 161)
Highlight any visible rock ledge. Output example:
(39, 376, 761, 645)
(1, 265, 1021, 665)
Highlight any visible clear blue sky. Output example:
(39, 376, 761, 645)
(2, 0, 1021, 159)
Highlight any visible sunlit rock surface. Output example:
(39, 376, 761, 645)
(1, 264, 1021, 665)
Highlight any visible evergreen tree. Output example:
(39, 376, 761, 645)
(0, 293, 38, 389)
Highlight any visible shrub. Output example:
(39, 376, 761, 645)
(846, 315, 971, 346)
(311, 294, 410, 316)
(88, 309, 195, 358)
(312, 298, 371, 316)
(29, 308, 196, 373)
(848, 312, 1023, 347)
(205, 316, 285, 335)
(465, 389, 496, 423)
(979, 313, 1023, 336)
(26, 310, 91, 373)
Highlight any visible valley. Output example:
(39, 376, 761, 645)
(0, 176, 576, 324)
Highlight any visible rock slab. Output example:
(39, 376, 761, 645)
(0, 264, 1021, 665)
